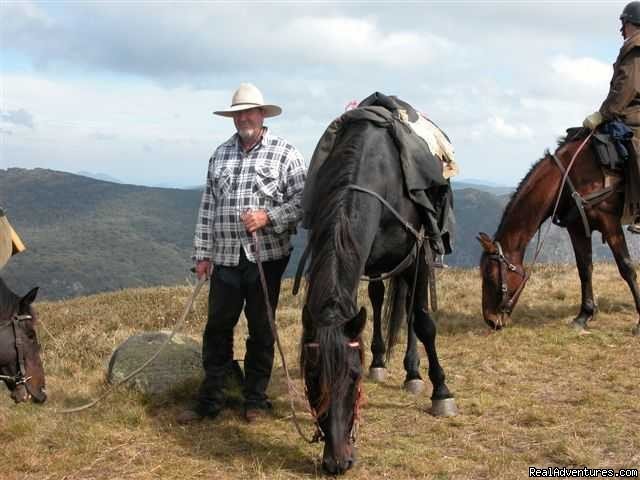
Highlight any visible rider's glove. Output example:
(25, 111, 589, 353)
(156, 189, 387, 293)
(582, 111, 603, 130)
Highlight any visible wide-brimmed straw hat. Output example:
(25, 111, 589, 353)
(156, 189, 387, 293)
(214, 83, 282, 118)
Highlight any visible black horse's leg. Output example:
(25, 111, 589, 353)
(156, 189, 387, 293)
(403, 291, 424, 393)
(368, 281, 387, 380)
(411, 264, 456, 415)
(567, 226, 597, 330)
(605, 224, 640, 335)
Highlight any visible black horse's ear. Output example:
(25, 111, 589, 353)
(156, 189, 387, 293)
(302, 305, 315, 341)
(344, 307, 367, 340)
(19, 287, 39, 308)
(476, 232, 497, 254)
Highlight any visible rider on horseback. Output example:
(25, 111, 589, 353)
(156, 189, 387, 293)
(584, 1, 640, 233)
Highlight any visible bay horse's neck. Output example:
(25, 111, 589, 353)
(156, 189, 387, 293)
(495, 156, 561, 262)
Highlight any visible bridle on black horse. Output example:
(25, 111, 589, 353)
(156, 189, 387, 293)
(0, 312, 46, 402)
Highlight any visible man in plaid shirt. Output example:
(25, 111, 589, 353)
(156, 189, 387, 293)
(178, 83, 306, 425)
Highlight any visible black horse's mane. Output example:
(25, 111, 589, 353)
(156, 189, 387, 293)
(304, 121, 373, 411)
(306, 123, 367, 324)
(0, 277, 18, 319)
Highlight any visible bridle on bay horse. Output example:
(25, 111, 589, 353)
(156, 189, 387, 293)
(485, 241, 529, 323)
(0, 313, 46, 402)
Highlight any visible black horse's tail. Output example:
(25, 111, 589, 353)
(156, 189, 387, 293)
(383, 276, 408, 362)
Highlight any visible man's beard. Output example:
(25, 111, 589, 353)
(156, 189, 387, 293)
(238, 127, 259, 142)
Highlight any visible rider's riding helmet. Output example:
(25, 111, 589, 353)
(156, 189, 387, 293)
(621, 2, 640, 26)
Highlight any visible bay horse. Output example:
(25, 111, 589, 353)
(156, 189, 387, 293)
(301, 120, 456, 475)
(478, 132, 640, 335)
(0, 277, 47, 403)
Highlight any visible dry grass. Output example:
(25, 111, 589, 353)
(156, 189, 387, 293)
(2, 262, 639, 479)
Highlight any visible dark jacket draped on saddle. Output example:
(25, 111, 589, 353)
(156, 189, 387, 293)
(302, 92, 454, 254)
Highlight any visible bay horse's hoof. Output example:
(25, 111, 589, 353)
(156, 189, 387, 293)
(632, 324, 640, 336)
(368, 367, 387, 382)
(429, 398, 458, 417)
(403, 379, 425, 394)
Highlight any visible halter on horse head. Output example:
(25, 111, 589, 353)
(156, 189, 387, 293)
(0, 278, 46, 403)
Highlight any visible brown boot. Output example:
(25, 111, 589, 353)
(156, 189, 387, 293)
(176, 407, 220, 425)
(176, 409, 204, 425)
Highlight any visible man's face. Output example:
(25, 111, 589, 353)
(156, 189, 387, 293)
(233, 107, 265, 143)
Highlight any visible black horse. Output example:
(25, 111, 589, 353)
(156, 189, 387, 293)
(301, 119, 457, 475)
(0, 277, 46, 403)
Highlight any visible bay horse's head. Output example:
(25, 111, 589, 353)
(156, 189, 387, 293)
(477, 232, 529, 330)
(0, 281, 47, 403)
(301, 305, 366, 475)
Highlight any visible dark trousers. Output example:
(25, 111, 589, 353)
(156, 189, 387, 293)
(196, 250, 289, 415)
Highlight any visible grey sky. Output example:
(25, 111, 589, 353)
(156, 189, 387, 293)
(0, 0, 628, 187)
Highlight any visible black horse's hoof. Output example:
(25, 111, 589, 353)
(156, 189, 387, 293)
(368, 367, 387, 382)
(570, 319, 588, 331)
(429, 398, 458, 417)
(403, 378, 425, 394)
(632, 324, 640, 336)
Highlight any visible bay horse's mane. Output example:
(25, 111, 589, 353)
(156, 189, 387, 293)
(494, 136, 577, 238)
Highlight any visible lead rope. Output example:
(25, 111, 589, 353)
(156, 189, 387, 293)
(251, 231, 319, 444)
(57, 277, 207, 414)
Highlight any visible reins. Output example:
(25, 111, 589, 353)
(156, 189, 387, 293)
(57, 277, 207, 414)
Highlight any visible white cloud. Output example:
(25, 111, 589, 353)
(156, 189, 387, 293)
(489, 116, 534, 140)
(551, 55, 612, 89)
(0, 109, 35, 129)
(281, 16, 452, 68)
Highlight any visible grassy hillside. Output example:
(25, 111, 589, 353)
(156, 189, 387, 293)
(2, 263, 639, 479)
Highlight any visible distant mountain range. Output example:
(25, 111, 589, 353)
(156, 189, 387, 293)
(1, 168, 638, 300)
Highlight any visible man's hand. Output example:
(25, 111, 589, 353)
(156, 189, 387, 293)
(241, 209, 270, 233)
(583, 111, 604, 130)
(195, 260, 212, 280)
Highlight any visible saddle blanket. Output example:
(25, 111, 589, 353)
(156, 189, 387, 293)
(406, 112, 459, 179)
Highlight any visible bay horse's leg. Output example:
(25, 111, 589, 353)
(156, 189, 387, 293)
(403, 293, 424, 394)
(368, 281, 387, 381)
(604, 223, 640, 335)
(567, 226, 597, 330)
(412, 263, 457, 416)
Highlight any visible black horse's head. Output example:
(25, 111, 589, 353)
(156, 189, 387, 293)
(301, 305, 366, 475)
(477, 232, 528, 330)
(0, 280, 46, 403)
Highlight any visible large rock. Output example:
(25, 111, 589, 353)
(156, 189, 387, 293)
(107, 330, 203, 396)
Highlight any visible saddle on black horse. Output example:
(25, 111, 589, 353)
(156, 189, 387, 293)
(302, 92, 456, 256)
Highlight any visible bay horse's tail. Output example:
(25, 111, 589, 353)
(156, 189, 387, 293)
(383, 276, 408, 362)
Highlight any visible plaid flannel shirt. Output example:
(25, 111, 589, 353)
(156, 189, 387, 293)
(193, 128, 306, 266)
